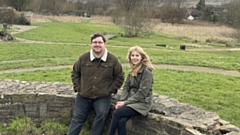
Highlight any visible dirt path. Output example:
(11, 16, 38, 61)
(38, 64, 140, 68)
(10, 25, 38, 35)
(2, 25, 239, 77)
(1, 63, 240, 77)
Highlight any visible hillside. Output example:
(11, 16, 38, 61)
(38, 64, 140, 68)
(30, 14, 237, 46)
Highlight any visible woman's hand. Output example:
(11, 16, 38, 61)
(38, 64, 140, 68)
(115, 101, 125, 109)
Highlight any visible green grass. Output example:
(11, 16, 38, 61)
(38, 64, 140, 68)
(14, 22, 123, 44)
(14, 21, 189, 48)
(4, 116, 36, 135)
(0, 20, 240, 128)
(154, 69, 240, 127)
(1, 68, 239, 127)
(0, 116, 68, 135)
(1, 42, 240, 71)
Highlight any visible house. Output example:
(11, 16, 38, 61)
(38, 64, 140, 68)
(187, 15, 194, 20)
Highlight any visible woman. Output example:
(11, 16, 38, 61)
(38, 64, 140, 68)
(108, 46, 154, 135)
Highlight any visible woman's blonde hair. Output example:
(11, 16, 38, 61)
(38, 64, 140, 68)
(127, 46, 154, 76)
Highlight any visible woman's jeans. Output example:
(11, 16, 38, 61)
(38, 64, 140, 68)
(108, 106, 140, 135)
(68, 94, 112, 135)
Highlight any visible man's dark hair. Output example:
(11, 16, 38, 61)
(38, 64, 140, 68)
(91, 33, 106, 43)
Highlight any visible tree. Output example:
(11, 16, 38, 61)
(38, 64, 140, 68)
(201, 7, 212, 21)
(0, 6, 16, 24)
(160, 0, 187, 25)
(212, 14, 218, 24)
(3, 0, 31, 11)
(219, 0, 240, 43)
(114, 0, 142, 13)
(219, 0, 240, 27)
(196, 0, 205, 11)
(161, 9, 182, 25)
(40, 0, 58, 12)
(26, 0, 42, 11)
(111, 0, 153, 37)
(0, 0, 4, 5)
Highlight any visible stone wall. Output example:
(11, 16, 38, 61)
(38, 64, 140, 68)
(0, 79, 239, 135)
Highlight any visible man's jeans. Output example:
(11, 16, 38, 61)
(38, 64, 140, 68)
(67, 94, 112, 135)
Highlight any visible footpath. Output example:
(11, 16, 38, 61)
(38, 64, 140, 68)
(1, 25, 239, 77)
(1, 64, 240, 77)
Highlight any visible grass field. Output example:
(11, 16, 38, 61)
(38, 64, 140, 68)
(0, 15, 240, 127)
(1, 42, 240, 71)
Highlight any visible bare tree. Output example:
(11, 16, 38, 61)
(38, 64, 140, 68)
(161, 9, 182, 25)
(114, 0, 142, 13)
(26, 0, 42, 11)
(142, 2, 162, 19)
(75, 1, 84, 12)
(83, 0, 111, 15)
(3, 0, 31, 11)
(39, 0, 68, 15)
(160, 0, 187, 25)
(84, 0, 100, 15)
(219, 0, 240, 28)
(111, 0, 154, 37)
(58, 1, 78, 14)
(0, 7, 16, 23)
(0, 0, 5, 5)
(219, 0, 240, 43)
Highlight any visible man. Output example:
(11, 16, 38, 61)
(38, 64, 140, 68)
(68, 33, 124, 135)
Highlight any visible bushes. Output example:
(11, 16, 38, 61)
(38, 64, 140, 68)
(16, 13, 31, 25)
(39, 120, 68, 135)
(0, 10, 16, 24)
(5, 116, 35, 135)
(0, 12, 30, 25)
(205, 38, 235, 47)
(0, 116, 68, 135)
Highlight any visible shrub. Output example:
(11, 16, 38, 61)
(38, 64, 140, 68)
(0, 123, 7, 134)
(205, 38, 228, 45)
(0, 7, 16, 24)
(6, 116, 36, 135)
(39, 120, 68, 135)
(1, 116, 69, 135)
(16, 13, 31, 25)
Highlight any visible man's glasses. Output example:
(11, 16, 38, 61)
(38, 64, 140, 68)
(92, 41, 104, 44)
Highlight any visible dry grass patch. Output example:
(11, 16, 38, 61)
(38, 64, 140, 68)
(31, 14, 114, 24)
(31, 13, 89, 23)
(89, 15, 115, 25)
(153, 21, 237, 43)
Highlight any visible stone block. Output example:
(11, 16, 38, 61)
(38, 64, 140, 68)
(25, 103, 39, 112)
(12, 94, 37, 103)
(164, 124, 182, 135)
(0, 109, 11, 116)
(26, 111, 39, 117)
(47, 111, 59, 118)
(39, 104, 47, 117)
(59, 107, 72, 118)
(36, 94, 56, 103)
(10, 103, 25, 116)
